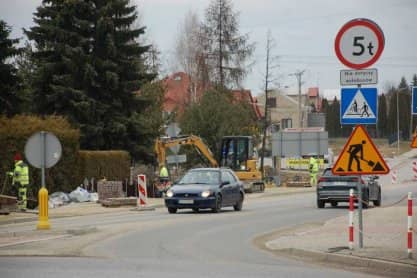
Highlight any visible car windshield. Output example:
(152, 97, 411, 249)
(177, 170, 220, 185)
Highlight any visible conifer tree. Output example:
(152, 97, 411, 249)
(0, 20, 21, 116)
(26, 0, 160, 161)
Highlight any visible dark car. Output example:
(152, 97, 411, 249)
(165, 168, 245, 213)
(316, 168, 381, 208)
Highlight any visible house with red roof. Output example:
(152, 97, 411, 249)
(161, 72, 262, 120)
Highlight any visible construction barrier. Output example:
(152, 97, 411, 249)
(137, 174, 147, 207)
(413, 161, 417, 180)
(349, 189, 354, 250)
(391, 170, 397, 184)
(408, 192, 413, 258)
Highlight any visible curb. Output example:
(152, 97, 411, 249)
(272, 248, 417, 277)
(0, 203, 166, 226)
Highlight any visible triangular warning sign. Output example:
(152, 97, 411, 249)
(411, 134, 417, 148)
(343, 89, 375, 119)
(332, 125, 389, 175)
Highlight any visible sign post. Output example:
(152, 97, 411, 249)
(24, 131, 62, 230)
(335, 18, 385, 249)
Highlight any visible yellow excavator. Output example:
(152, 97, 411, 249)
(154, 135, 218, 168)
(154, 135, 264, 193)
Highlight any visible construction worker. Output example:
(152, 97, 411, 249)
(309, 155, 319, 186)
(7, 153, 29, 211)
(159, 165, 169, 183)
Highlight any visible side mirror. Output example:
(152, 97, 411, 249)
(221, 181, 230, 187)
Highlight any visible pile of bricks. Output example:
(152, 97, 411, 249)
(97, 181, 124, 201)
(0, 195, 17, 214)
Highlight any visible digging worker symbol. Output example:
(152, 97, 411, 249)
(7, 153, 29, 211)
(347, 140, 366, 172)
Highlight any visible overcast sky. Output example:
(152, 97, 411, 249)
(1, 0, 416, 97)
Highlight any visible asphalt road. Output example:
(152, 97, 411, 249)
(1, 154, 416, 278)
(1, 191, 384, 278)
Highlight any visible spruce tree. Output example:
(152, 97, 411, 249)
(0, 20, 21, 116)
(200, 0, 254, 88)
(26, 0, 159, 161)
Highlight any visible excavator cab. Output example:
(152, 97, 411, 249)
(220, 136, 255, 172)
(220, 136, 264, 192)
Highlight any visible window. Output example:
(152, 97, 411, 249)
(222, 171, 236, 184)
(281, 118, 292, 129)
(267, 97, 277, 108)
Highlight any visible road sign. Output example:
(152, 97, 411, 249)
(412, 87, 417, 115)
(24, 131, 62, 169)
(332, 125, 389, 175)
(411, 134, 417, 148)
(341, 87, 377, 124)
(335, 18, 385, 69)
(166, 154, 187, 164)
(340, 69, 378, 86)
(166, 123, 181, 154)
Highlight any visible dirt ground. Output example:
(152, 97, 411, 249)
(329, 138, 412, 157)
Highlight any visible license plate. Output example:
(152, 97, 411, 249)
(333, 182, 347, 186)
(178, 199, 194, 204)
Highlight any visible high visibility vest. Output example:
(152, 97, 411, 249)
(159, 166, 169, 178)
(309, 157, 318, 173)
(13, 161, 29, 186)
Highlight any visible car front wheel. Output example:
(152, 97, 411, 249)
(317, 199, 325, 208)
(168, 207, 177, 214)
(212, 195, 222, 213)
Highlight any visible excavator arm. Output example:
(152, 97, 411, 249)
(154, 135, 218, 167)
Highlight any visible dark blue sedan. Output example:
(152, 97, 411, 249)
(165, 168, 245, 213)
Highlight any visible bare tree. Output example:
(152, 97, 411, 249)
(200, 0, 255, 88)
(174, 10, 206, 102)
(260, 30, 279, 177)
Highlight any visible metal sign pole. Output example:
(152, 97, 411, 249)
(41, 131, 46, 188)
(358, 174, 364, 248)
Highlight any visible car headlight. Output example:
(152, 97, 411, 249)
(166, 190, 174, 198)
(201, 190, 211, 198)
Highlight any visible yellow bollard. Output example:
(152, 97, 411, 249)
(37, 187, 51, 230)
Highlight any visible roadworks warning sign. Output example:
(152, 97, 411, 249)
(411, 134, 417, 148)
(332, 125, 389, 175)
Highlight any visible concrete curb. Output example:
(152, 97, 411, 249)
(0, 203, 166, 226)
(271, 248, 417, 277)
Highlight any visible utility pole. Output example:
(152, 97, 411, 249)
(289, 70, 305, 128)
(260, 30, 278, 179)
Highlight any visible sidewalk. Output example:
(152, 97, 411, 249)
(263, 149, 417, 277)
(265, 205, 417, 277)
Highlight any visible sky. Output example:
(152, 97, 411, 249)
(1, 0, 416, 98)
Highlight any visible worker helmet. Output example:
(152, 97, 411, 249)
(14, 153, 22, 161)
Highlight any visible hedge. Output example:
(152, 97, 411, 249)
(0, 115, 132, 197)
(78, 150, 130, 184)
(0, 115, 80, 197)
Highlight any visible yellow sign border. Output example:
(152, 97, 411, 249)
(331, 125, 389, 175)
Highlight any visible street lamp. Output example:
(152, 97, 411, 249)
(397, 86, 411, 153)
(289, 70, 305, 128)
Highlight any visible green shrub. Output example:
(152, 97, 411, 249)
(78, 151, 130, 183)
(0, 115, 80, 197)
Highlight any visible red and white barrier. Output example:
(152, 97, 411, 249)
(391, 170, 397, 184)
(349, 189, 354, 250)
(137, 174, 147, 207)
(413, 161, 417, 180)
(407, 192, 413, 258)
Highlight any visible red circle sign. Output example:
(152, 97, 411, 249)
(335, 18, 385, 69)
